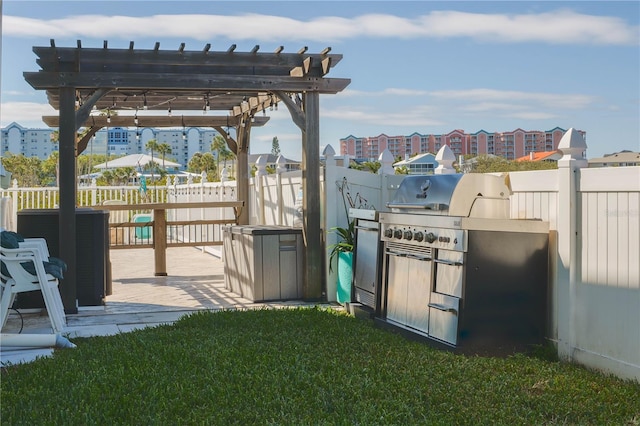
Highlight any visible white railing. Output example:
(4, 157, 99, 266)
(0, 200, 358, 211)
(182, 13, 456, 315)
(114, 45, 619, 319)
(1, 179, 168, 225)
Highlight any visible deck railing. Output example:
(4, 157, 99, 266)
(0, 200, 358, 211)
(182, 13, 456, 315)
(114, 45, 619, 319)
(99, 201, 243, 276)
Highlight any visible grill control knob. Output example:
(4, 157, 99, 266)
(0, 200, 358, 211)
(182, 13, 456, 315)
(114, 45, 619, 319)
(414, 231, 424, 242)
(393, 229, 403, 239)
(384, 228, 393, 238)
(425, 232, 437, 243)
(403, 231, 413, 241)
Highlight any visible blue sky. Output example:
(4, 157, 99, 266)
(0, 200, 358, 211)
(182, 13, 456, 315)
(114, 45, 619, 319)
(1, 1, 638, 160)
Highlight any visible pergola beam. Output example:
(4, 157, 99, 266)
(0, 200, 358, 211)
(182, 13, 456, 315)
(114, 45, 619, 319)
(24, 72, 351, 94)
(42, 115, 270, 129)
(32, 46, 343, 68)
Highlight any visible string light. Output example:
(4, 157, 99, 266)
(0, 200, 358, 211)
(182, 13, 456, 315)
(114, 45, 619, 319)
(106, 110, 111, 124)
(167, 104, 172, 117)
(134, 109, 139, 126)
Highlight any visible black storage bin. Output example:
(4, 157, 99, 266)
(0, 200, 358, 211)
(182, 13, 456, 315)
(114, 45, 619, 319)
(16, 208, 112, 307)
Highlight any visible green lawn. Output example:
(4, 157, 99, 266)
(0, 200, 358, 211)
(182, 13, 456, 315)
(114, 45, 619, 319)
(2, 307, 639, 425)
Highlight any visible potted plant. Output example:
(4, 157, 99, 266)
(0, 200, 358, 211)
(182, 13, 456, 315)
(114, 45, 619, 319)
(328, 220, 355, 303)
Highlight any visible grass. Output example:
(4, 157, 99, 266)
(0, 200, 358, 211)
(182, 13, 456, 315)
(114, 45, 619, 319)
(2, 307, 639, 425)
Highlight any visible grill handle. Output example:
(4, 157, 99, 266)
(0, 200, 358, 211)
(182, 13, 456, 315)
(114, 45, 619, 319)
(433, 259, 463, 267)
(354, 224, 378, 231)
(385, 249, 407, 258)
(428, 303, 458, 315)
(385, 249, 432, 261)
(386, 202, 449, 210)
(406, 253, 432, 261)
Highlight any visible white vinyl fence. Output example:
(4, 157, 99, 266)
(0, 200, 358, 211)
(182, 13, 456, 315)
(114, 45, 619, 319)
(2, 137, 638, 381)
(510, 164, 639, 382)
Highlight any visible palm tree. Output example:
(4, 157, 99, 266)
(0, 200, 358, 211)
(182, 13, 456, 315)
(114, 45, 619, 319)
(145, 139, 160, 181)
(219, 148, 236, 178)
(156, 143, 172, 170)
(210, 135, 227, 180)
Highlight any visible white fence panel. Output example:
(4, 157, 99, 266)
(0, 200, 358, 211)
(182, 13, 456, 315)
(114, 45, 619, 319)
(258, 171, 303, 226)
(576, 167, 640, 376)
(509, 166, 640, 381)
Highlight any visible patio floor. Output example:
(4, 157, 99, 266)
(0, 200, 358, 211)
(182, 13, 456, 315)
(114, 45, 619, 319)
(1, 247, 337, 366)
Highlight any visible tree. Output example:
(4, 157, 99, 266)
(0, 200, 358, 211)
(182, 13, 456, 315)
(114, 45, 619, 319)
(1, 153, 46, 187)
(219, 147, 236, 178)
(468, 155, 558, 173)
(187, 152, 217, 179)
(41, 152, 60, 186)
(210, 135, 228, 179)
(145, 139, 160, 181)
(97, 167, 135, 186)
(156, 143, 172, 170)
(271, 136, 281, 157)
(77, 153, 109, 177)
(361, 161, 381, 174)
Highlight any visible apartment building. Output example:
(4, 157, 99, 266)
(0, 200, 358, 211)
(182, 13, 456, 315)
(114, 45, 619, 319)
(340, 127, 586, 161)
(1, 122, 220, 169)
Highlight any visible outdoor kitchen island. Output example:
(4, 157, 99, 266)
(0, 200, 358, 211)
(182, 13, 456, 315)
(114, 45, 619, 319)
(373, 173, 550, 355)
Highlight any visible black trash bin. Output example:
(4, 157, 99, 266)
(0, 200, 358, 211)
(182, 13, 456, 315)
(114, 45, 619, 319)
(16, 208, 111, 307)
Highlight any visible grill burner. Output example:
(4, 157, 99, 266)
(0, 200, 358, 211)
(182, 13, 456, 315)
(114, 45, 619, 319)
(375, 173, 549, 355)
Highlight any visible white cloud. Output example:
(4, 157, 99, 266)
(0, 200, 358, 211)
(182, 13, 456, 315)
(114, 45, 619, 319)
(4, 10, 638, 46)
(339, 88, 430, 98)
(0, 102, 56, 127)
(418, 9, 638, 45)
(508, 111, 559, 120)
(431, 89, 595, 109)
(322, 106, 444, 127)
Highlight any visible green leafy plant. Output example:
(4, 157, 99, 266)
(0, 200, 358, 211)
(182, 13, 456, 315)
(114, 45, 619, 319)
(328, 220, 355, 272)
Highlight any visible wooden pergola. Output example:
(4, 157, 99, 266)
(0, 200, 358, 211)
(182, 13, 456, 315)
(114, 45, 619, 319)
(24, 40, 350, 313)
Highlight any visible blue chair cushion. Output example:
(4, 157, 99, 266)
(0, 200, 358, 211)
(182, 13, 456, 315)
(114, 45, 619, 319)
(0, 231, 66, 280)
(20, 261, 65, 280)
(1, 231, 23, 249)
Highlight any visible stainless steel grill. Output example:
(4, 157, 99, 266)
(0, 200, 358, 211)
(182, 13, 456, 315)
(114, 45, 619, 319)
(376, 173, 549, 355)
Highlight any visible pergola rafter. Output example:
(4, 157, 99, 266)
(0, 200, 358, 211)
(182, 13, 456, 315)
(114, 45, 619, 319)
(24, 41, 350, 313)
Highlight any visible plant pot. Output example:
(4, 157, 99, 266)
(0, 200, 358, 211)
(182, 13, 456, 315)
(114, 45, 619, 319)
(336, 251, 353, 303)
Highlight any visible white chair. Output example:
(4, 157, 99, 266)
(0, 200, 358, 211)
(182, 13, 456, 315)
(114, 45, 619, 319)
(0, 243, 67, 333)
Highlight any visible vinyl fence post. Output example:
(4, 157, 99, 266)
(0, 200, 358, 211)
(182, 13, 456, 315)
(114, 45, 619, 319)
(556, 128, 587, 361)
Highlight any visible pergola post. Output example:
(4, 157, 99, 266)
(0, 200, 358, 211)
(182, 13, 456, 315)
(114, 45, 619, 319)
(302, 92, 322, 300)
(235, 114, 252, 225)
(58, 85, 78, 314)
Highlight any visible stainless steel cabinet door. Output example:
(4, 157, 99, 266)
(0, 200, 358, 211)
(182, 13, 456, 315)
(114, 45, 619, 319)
(386, 252, 410, 325)
(405, 255, 433, 333)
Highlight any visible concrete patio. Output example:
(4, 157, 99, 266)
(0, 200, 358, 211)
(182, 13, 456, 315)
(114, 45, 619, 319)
(1, 247, 336, 366)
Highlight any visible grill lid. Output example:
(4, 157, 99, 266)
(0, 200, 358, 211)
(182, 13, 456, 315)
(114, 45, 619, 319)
(387, 173, 512, 218)
(387, 174, 462, 212)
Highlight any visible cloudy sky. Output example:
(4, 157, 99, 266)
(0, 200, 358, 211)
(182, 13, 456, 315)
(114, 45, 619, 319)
(2, 1, 638, 160)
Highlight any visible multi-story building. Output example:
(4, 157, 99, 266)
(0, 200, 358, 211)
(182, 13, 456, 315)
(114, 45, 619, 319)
(340, 127, 585, 161)
(1, 122, 221, 170)
(1, 122, 59, 159)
